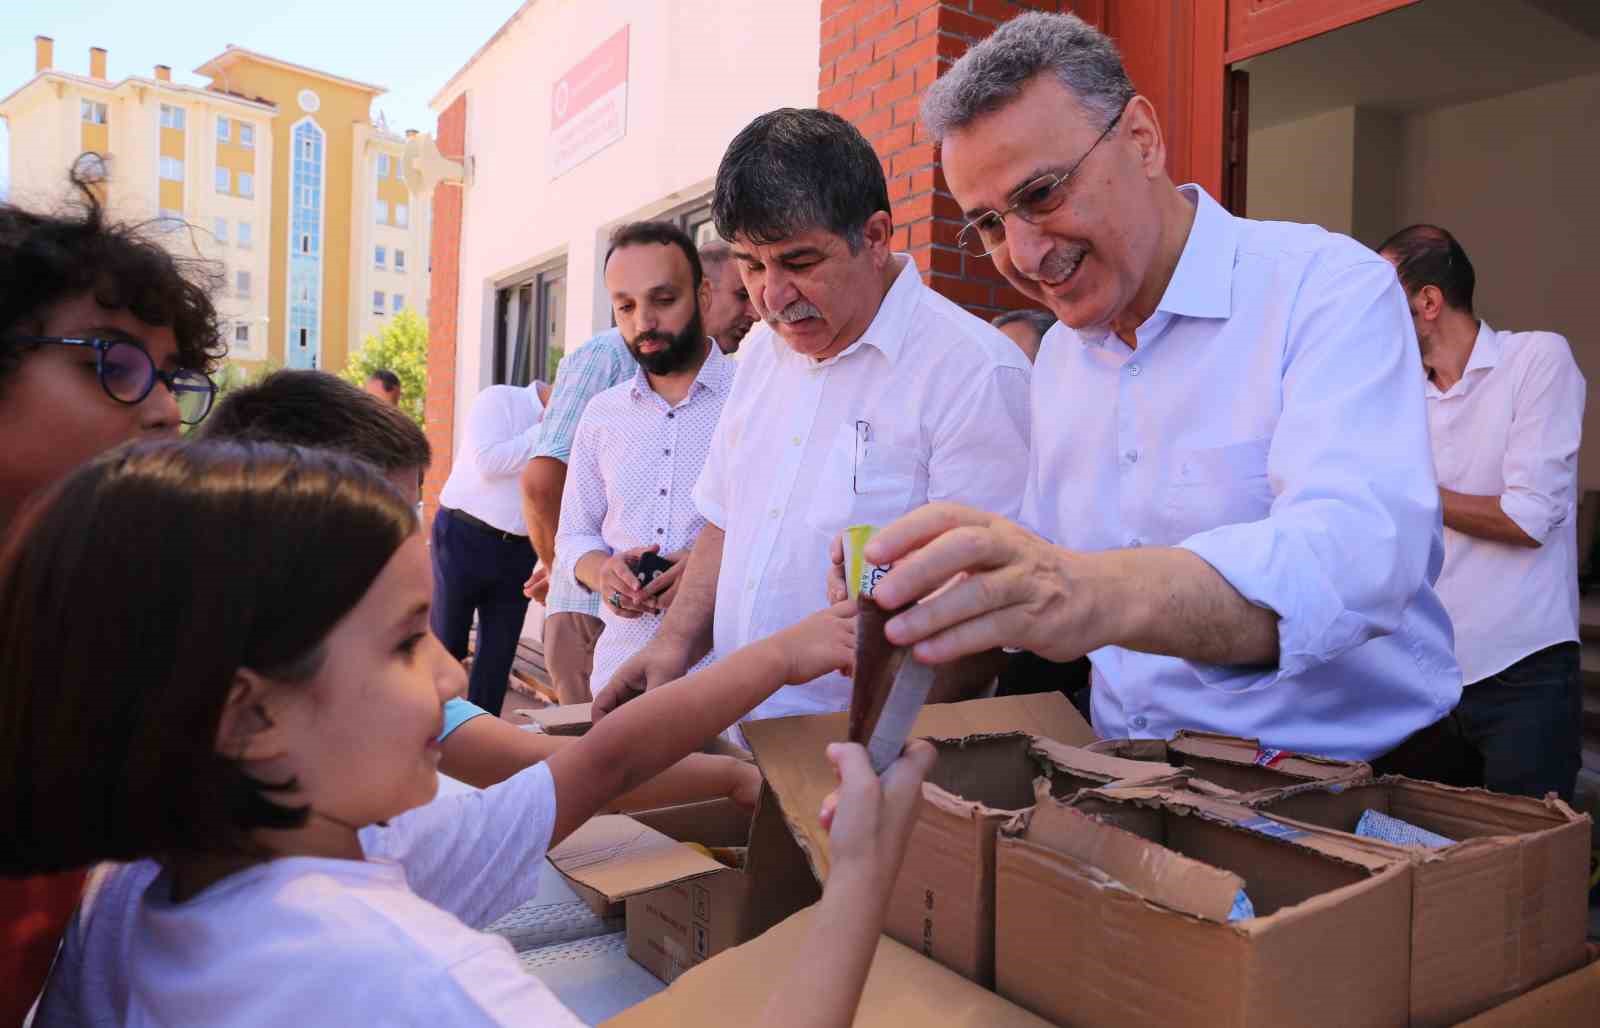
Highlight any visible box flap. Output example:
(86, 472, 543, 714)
(1030, 737, 1183, 784)
(743, 694, 1093, 882)
(523, 701, 593, 735)
(548, 813, 726, 902)
(1168, 730, 1369, 781)
(1456, 953, 1600, 1027)
(1021, 796, 1244, 922)
(603, 903, 1054, 1027)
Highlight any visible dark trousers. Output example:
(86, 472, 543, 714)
(996, 651, 1094, 725)
(430, 509, 536, 716)
(1375, 642, 1582, 803)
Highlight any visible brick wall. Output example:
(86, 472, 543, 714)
(818, 0, 1079, 319)
(422, 93, 467, 526)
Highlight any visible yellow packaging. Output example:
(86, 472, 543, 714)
(845, 523, 889, 599)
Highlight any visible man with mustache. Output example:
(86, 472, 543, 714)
(857, 12, 1461, 766)
(593, 108, 1031, 732)
(699, 239, 758, 355)
(553, 221, 732, 694)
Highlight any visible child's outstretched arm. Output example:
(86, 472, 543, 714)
(546, 601, 856, 845)
(762, 740, 937, 1028)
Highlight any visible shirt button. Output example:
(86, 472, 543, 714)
(667, 412, 675, 419)
(1128, 364, 1141, 376)
(1125, 450, 1138, 464)
(791, 436, 802, 446)
(769, 509, 780, 519)
(1128, 538, 1142, 548)
(1132, 715, 1149, 730)
(747, 580, 757, 591)
(659, 488, 667, 496)
(663, 448, 671, 456)
(656, 528, 664, 535)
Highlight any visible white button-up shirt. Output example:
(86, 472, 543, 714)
(1426, 322, 1585, 684)
(694, 255, 1032, 723)
(1025, 186, 1461, 760)
(554, 345, 733, 692)
(438, 383, 546, 534)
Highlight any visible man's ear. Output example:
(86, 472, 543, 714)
(1417, 284, 1445, 323)
(861, 210, 894, 266)
(1122, 94, 1168, 181)
(698, 272, 714, 318)
(216, 668, 291, 763)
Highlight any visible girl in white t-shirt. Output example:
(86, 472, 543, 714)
(4, 440, 935, 1027)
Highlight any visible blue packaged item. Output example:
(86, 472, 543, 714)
(1354, 808, 1456, 849)
(1227, 889, 1255, 922)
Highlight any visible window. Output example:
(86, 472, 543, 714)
(217, 116, 230, 142)
(288, 118, 325, 371)
(300, 233, 313, 254)
(235, 324, 250, 344)
(374, 245, 387, 269)
(373, 291, 386, 314)
(392, 294, 404, 313)
(160, 104, 185, 130)
(215, 167, 229, 193)
(237, 220, 252, 249)
(80, 100, 107, 124)
(394, 249, 406, 272)
(376, 201, 389, 225)
(238, 172, 254, 198)
(213, 217, 228, 243)
(300, 185, 315, 208)
(377, 154, 391, 179)
(301, 138, 315, 160)
(494, 262, 567, 387)
(159, 156, 184, 182)
(236, 270, 251, 299)
(156, 209, 183, 233)
(239, 124, 254, 148)
(394, 203, 409, 228)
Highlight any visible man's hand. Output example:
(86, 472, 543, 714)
(865, 502, 1104, 665)
(641, 548, 690, 611)
(592, 636, 695, 720)
(598, 545, 656, 619)
(523, 565, 550, 604)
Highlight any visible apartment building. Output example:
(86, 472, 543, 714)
(0, 37, 430, 372)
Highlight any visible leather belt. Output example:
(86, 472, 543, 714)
(443, 506, 528, 543)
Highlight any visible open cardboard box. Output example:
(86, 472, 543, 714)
(880, 731, 1187, 985)
(1457, 947, 1600, 1027)
(1089, 729, 1371, 798)
(520, 701, 594, 736)
(1249, 775, 1594, 1025)
(602, 903, 1053, 1027)
(548, 793, 818, 983)
(995, 785, 1412, 1027)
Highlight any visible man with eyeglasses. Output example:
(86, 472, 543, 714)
(858, 12, 1461, 766)
(592, 108, 1031, 733)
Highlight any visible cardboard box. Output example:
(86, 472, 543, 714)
(602, 903, 1054, 1027)
(521, 701, 594, 736)
(882, 732, 1185, 985)
(995, 787, 1412, 1027)
(548, 791, 819, 983)
(1089, 729, 1371, 797)
(1457, 949, 1600, 1027)
(743, 692, 1096, 883)
(1250, 776, 1594, 1025)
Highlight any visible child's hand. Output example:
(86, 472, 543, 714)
(728, 760, 764, 811)
(819, 740, 936, 889)
(771, 600, 857, 685)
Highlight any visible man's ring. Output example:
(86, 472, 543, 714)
(611, 591, 623, 608)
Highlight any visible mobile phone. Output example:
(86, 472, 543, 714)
(632, 550, 677, 588)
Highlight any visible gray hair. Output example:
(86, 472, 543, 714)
(992, 309, 1056, 337)
(921, 12, 1135, 143)
(698, 238, 734, 274)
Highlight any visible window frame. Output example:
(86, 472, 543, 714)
(236, 270, 251, 299)
(160, 104, 185, 130)
(493, 258, 568, 388)
(237, 220, 252, 249)
(238, 172, 254, 199)
(80, 100, 108, 125)
(374, 245, 387, 269)
(214, 167, 229, 194)
(159, 156, 184, 182)
(239, 124, 255, 148)
(394, 249, 407, 272)
(213, 217, 228, 243)
(394, 203, 409, 228)
(373, 290, 386, 315)
(216, 116, 230, 142)
(392, 293, 405, 313)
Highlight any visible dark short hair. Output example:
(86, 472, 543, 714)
(606, 221, 704, 290)
(201, 370, 431, 472)
(0, 440, 417, 873)
(992, 309, 1057, 338)
(1378, 224, 1475, 314)
(713, 108, 891, 251)
(366, 368, 401, 392)
(0, 156, 226, 387)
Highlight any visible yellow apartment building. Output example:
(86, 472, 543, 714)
(0, 37, 430, 372)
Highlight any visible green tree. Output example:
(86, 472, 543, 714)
(341, 308, 428, 426)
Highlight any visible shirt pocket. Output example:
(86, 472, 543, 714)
(806, 423, 921, 537)
(1164, 437, 1274, 541)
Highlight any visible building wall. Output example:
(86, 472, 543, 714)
(1393, 70, 1599, 487)
(433, 0, 822, 449)
(423, 94, 467, 516)
(349, 128, 431, 353)
(1245, 106, 1356, 234)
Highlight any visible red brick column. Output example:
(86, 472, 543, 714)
(422, 94, 467, 527)
(819, 0, 1076, 319)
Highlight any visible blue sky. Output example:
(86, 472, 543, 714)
(0, 0, 523, 195)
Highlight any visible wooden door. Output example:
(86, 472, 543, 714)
(1225, 0, 1421, 61)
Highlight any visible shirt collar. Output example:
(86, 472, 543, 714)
(628, 339, 734, 404)
(793, 254, 921, 370)
(1155, 185, 1238, 321)
(1463, 320, 1501, 374)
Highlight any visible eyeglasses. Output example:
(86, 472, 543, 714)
(956, 106, 1127, 259)
(10, 336, 217, 425)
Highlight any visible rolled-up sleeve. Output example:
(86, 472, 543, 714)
(533, 342, 619, 465)
(1498, 335, 1585, 545)
(468, 390, 542, 478)
(552, 410, 611, 591)
(1180, 259, 1442, 690)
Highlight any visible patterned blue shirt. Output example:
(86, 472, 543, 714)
(537, 328, 636, 615)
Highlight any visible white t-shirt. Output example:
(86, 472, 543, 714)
(35, 763, 584, 1027)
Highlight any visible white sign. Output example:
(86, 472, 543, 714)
(548, 27, 629, 179)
